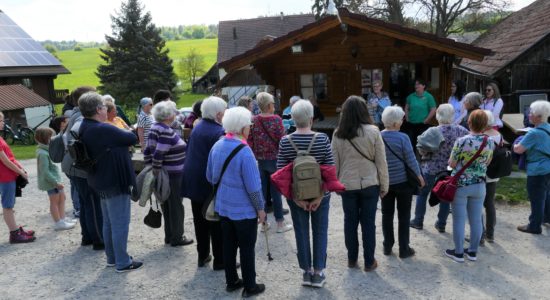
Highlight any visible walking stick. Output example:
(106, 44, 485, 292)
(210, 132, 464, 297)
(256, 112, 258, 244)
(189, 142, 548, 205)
(263, 223, 274, 261)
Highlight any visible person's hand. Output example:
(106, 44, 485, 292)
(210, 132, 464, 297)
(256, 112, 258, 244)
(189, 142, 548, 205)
(56, 183, 64, 189)
(257, 210, 266, 224)
(380, 190, 388, 198)
(294, 199, 309, 211)
(308, 196, 324, 212)
(19, 169, 28, 179)
(418, 176, 426, 188)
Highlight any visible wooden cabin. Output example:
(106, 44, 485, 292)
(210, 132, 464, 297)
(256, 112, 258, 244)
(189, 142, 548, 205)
(456, 0, 550, 113)
(219, 9, 490, 119)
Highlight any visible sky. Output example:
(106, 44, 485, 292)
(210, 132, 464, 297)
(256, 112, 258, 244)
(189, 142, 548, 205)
(0, 0, 537, 42)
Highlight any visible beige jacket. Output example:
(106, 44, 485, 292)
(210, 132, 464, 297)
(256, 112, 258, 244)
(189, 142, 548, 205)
(331, 124, 389, 193)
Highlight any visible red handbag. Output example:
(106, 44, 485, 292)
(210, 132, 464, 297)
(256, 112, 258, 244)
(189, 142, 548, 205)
(432, 136, 488, 203)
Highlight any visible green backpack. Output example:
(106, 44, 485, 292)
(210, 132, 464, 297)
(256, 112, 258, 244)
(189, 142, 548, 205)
(287, 133, 323, 201)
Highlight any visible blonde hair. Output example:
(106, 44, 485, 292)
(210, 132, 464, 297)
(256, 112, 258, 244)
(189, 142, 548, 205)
(34, 127, 55, 145)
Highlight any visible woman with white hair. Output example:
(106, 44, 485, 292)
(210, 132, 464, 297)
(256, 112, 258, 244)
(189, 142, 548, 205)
(380, 105, 424, 259)
(459, 92, 482, 130)
(207, 107, 266, 298)
(481, 110, 503, 243)
(410, 104, 469, 231)
(282, 95, 300, 132)
(182, 96, 228, 269)
(144, 101, 192, 246)
(514, 100, 550, 234)
(248, 92, 292, 233)
(277, 100, 334, 288)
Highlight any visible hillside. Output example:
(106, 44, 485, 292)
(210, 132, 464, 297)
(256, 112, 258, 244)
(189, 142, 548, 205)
(54, 39, 218, 91)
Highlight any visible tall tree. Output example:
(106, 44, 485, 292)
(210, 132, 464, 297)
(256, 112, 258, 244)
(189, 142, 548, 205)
(312, 0, 409, 25)
(97, 0, 177, 105)
(179, 48, 206, 85)
(418, 0, 510, 37)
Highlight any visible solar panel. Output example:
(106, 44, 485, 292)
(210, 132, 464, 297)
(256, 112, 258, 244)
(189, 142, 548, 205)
(0, 11, 62, 67)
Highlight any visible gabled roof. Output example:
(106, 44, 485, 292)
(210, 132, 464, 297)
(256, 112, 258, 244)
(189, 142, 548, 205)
(220, 9, 491, 71)
(0, 84, 51, 111)
(460, 0, 550, 76)
(217, 13, 316, 63)
(0, 10, 69, 75)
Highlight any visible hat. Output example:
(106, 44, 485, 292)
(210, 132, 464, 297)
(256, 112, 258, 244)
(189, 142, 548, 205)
(140, 97, 153, 106)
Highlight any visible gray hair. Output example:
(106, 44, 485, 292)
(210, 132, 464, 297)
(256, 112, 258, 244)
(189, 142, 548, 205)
(79, 92, 104, 118)
(102, 94, 115, 104)
(222, 107, 252, 134)
(464, 92, 482, 109)
(381, 105, 405, 127)
(483, 109, 496, 127)
(289, 95, 301, 106)
(153, 100, 177, 122)
(291, 100, 314, 128)
(257, 92, 274, 112)
(530, 100, 550, 121)
(201, 96, 227, 120)
(436, 103, 455, 124)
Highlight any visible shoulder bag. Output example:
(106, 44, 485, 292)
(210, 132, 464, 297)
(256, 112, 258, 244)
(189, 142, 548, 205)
(202, 144, 246, 221)
(486, 137, 513, 178)
(382, 137, 422, 193)
(432, 136, 488, 202)
(347, 138, 374, 163)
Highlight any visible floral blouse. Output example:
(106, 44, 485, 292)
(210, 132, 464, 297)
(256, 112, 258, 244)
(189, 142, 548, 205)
(247, 115, 285, 160)
(421, 124, 469, 176)
(450, 134, 495, 187)
(367, 92, 391, 125)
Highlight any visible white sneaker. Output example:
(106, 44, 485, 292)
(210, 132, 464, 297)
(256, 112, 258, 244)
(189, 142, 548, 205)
(276, 222, 293, 233)
(261, 222, 271, 232)
(54, 220, 75, 231)
(64, 217, 77, 224)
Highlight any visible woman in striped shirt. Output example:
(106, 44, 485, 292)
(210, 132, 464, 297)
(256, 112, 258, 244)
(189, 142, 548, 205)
(277, 100, 334, 288)
(144, 101, 192, 247)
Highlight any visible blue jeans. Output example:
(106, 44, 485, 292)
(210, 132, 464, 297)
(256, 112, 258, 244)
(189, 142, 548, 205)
(69, 177, 80, 213)
(412, 173, 451, 228)
(0, 181, 16, 209)
(287, 194, 330, 271)
(451, 183, 485, 254)
(258, 160, 284, 221)
(526, 174, 550, 230)
(100, 193, 132, 269)
(341, 186, 379, 267)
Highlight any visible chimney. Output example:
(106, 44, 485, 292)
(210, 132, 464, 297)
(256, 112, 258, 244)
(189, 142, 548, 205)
(280, 12, 284, 20)
(233, 27, 237, 40)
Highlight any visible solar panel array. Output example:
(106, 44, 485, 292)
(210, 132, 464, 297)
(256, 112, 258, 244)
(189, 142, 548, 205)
(0, 11, 62, 67)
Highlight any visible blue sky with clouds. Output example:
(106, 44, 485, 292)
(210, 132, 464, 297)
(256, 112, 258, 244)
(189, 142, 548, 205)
(1, 0, 536, 42)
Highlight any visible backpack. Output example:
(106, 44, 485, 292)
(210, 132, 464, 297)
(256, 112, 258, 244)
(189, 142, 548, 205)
(287, 133, 323, 201)
(67, 129, 109, 173)
(486, 139, 512, 178)
(49, 133, 65, 163)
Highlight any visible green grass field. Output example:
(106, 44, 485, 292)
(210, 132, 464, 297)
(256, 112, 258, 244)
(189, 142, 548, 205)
(54, 39, 218, 92)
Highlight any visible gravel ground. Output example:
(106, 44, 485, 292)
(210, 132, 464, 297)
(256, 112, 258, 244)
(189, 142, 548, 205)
(1, 159, 549, 299)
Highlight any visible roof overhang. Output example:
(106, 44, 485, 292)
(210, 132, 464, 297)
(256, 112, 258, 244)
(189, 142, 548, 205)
(220, 9, 491, 72)
(0, 84, 51, 111)
(0, 65, 70, 77)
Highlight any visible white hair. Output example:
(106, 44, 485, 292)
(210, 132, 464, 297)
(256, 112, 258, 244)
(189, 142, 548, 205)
(256, 92, 274, 112)
(289, 95, 301, 106)
(464, 92, 482, 108)
(436, 103, 455, 124)
(483, 109, 496, 127)
(222, 107, 252, 134)
(152, 100, 176, 121)
(530, 100, 550, 121)
(291, 100, 314, 128)
(381, 105, 405, 127)
(102, 94, 115, 104)
(201, 96, 227, 120)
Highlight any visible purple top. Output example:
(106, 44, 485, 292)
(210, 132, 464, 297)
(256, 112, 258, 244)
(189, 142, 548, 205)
(144, 122, 186, 175)
(420, 124, 469, 175)
(248, 115, 285, 160)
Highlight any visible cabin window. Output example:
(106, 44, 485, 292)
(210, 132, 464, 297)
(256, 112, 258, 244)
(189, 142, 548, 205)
(300, 73, 327, 101)
(21, 78, 32, 89)
(430, 67, 440, 89)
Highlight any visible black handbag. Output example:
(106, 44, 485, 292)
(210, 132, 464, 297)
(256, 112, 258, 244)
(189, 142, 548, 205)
(382, 138, 422, 194)
(143, 198, 162, 228)
(202, 144, 246, 221)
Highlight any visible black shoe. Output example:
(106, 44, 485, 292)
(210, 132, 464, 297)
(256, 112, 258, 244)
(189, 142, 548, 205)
(282, 208, 290, 215)
(92, 243, 105, 250)
(265, 206, 274, 213)
(399, 247, 415, 259)
(485, 234, 494, 243)
(517, 225, 542, 234)
(434, 224, 445, 233)
(198, 255, 212, 267)
(445, 249, 464, 263)
(214, 262, 240, 271)
(409, 221, 423, 230)
(116, 261, 143, 273)
(463, 248, 477, 261)
(171, 237, 194, 247)
(81, 240, 93, 246)
(383, 247, 392, 256)
(164, 239, 170, 244)
(242, 283, 265, 298)
(226, 279, 244, 292)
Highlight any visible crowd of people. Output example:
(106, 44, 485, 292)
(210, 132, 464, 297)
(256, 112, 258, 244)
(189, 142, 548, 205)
(0, 80, 549, 298)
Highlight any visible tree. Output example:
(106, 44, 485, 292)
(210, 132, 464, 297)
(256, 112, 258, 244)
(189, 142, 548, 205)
(179, 48, 206, 85)
(417, 0, 510, 37)
(312, 0, 409, 25)
(97, 0, 177, 105)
